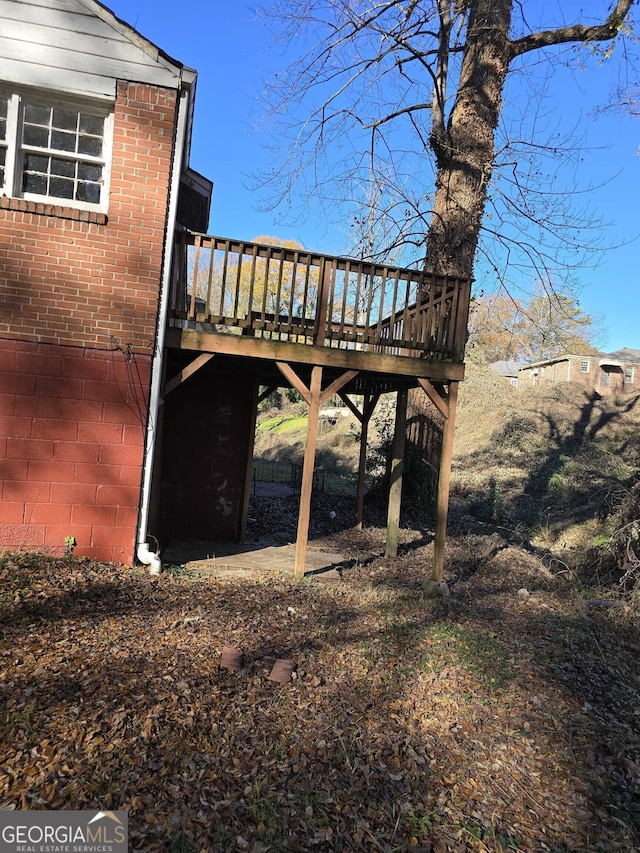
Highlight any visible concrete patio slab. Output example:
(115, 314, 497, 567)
(163, 540, 346, 581)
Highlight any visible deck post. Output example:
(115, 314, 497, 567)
(356, 414, 369, 530)
(432, 380, 459, 582)
(355, 393, 379, 528)
(385, 387, 408, 558)
(294, 365, 323, 578)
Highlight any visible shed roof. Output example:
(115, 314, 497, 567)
(606, 347, 640, 363)
(489, 360, 526, 378)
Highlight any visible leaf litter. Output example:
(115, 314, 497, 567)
(0, 529, 638, 853)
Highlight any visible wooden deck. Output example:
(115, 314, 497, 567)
(163, 233, 470, 582)
(167, 234, 470, 381)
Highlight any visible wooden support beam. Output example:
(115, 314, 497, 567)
(338, 391, 363, 422)
(417, 377, 449, 420)
(166, 327, 466, 383)
(257, 384, 278, 405)
(432, 380, 459, 582)
(276, 361, 311, 404)
(163, 353, 214, 397)
(319, 370, 359, 405)
(385, 388, 408, 558)
(354, 393, 380, 528)
(294, 366, 323, 579)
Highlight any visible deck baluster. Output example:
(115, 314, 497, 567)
(171, 232, 470, 363)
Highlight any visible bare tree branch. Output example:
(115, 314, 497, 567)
(256, 0, 637, 292)
(510, 0, 635, 58)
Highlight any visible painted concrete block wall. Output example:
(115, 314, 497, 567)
(0, 82, 177, 561)
(0, 340, 150, 562)
(158, 359, 256, 542)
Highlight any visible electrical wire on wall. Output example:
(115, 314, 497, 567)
(108, 335, 151, 430)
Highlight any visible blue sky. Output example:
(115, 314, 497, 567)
(108, 1, 639, 352)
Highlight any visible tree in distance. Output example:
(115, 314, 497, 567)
(467, 288, 603, 364)
(190, 235, 319, 325)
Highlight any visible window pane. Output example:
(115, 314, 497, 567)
(18, 99, 108, 206)
(77, 181, 100, 204)
(79, 113, 104, 135)
(50, 176, 74, 199)
(77, 162, 101, 182)
(0, 146, 5, 186)
(23, 171, 47, 194)
(51, 158, 76, 178)
(24, 103, 51, 125)
(77, 135, 103, 156)
(52, 107, 78, 132)
(51, 129, 76, 152)
(0, 117, 5, 142)
(23, 153, 49, 174)
(23, 124, 49, 147)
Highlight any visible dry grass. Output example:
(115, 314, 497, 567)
(452, 368, 640, 595)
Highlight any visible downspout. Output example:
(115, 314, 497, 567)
(137, 79, 192, 574)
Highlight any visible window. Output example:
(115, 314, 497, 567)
(580, 360, 590, 373)
(625, 365, 634, 384)
(0, 91, 112, 211)
(600, 368, 610, 387)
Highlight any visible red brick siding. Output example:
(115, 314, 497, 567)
(567, 359, 587, 385)
(0, 82, 178, 352)
(520, 357, 637, 395)
(0, 340, 150, 563)
(0, 81, 178, 561)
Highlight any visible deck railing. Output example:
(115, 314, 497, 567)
(169, 233, 471, 362)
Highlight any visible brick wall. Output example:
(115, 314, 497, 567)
(520, 357, 638, 394)
(0, 340, 150, 562)
(0, 81, 177, 562)
(0, 82, 178, 351)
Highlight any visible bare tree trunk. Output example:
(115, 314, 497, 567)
(427, 0, 513, 278)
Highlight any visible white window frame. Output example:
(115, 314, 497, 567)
(0, 89, 113, 214)
(625, 365, 634, 384)
(580, 359, 590, 373)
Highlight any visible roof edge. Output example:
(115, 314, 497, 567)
(520, 353, 604, 370)
(77, 0, 195, 82)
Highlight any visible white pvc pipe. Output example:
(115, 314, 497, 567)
(137, 541, 162, 575)
(136, 78, 193, 574)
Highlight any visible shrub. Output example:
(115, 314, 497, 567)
(607, 479, 640, 594)
(490, 414, 539, 450)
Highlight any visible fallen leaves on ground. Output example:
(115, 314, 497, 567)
(1, 529, 639, 853)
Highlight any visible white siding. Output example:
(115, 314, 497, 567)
(0, 0, 183, 98)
